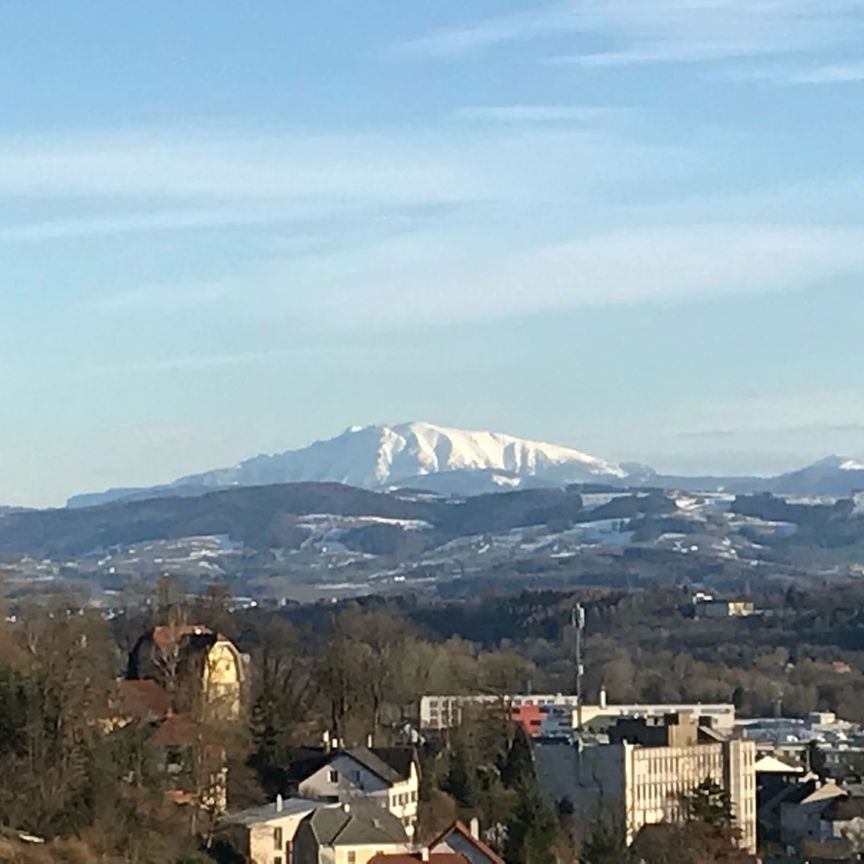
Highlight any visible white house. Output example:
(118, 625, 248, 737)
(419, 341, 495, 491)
(295, 748, 420, 833)
(220, 797, 337, 864)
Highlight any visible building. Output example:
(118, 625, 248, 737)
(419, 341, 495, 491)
(511, 703, 574, 739)
(293, 802, 410, 864)
(779, 780, 848, 850)
(420, 694, 579, 731)
(535, 712, 757, 853)
(429, 821, 505, 864)
(696, 600, 755, 619)
(149, 712, 229, 814)
(219, 797, 336, 864)
(288, 747, 420, 833)
(128, 622, 249, 720)
(420, 693, 736, 735)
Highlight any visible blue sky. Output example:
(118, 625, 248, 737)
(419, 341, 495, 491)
(2, 0, 864, 506)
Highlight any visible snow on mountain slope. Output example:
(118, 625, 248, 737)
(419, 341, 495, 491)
(172, 421, 627, 491)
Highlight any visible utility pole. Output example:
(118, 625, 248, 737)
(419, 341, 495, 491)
(572, 603, 585, 732)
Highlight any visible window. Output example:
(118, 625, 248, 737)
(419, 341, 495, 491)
(274, 828, 283, 850)
(348, 852, 356, 864)
(274, 858, 283, 864)
(329, 768, 339, 783)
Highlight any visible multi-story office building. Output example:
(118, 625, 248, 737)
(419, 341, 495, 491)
(535, 712, 757, 853)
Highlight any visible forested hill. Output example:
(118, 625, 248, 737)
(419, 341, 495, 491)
(0, 482, 600, 558)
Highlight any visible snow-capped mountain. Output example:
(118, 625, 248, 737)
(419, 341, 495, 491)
(175, 421, 627, 489)
(765, 455, 864, 496)
(67, 421, 628, 507)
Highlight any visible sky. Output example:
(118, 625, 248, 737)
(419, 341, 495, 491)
(2, 0, 864, 507)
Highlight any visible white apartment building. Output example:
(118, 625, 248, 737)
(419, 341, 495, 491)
(535, 713, 757, 854)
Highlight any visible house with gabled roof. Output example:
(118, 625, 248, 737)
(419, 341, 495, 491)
(293, 801, 410, 864)
(219, 796, 337, 864)
(290, 747, 420, 834)
(429, 821, 504, 864)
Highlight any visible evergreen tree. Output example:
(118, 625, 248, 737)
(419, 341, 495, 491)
(580, 818, 633, 864)
(679, 778, 733, 827)
(504, 785, 557, 864)
(501, 728, 557, 864)
(443, 737, 480, 808)
(501, 725, 535, 790)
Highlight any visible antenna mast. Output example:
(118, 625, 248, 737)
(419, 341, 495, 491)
(572, 603, 585, 732)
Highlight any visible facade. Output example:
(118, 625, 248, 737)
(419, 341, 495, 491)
(220, 797, 336, 864)
(293, 802, 409, 864)
(511, 703, 574, 739)
(293, 748, 420, 833)
(128, 623, 248, 720)
(420, 693, 736, 735)
(535, 713, 757, 854)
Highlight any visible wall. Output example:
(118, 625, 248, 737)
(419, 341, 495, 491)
(248, 810, 318, 864)
(536, 739, 756, 853)
(202, 638, 244, 720)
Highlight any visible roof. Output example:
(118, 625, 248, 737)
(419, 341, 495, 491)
(304, 802, 408, 846)
(755, 754, 805, 774)
(430, 822, 505, 864)
(348, 747, 415, 784)
(114, 679, 172, 719)
(800, 781, 847, 806)
(284, 748, 335, 786)
(370, 855, 467, 864)
(223, 798, 333, 827)
(287, 746, 416, 788)
(150, 624, 215, 651)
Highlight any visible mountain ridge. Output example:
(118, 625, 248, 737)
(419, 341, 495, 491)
(68, 421, 627, 507)
(65, 421, 864, 509)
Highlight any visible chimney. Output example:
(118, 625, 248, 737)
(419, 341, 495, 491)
(599, 686, 607, 709)
(323, 730, 331, 750)
(469, 817, 480, 840)
(276, 794, 283, 813)
(367, 733, 374, 748)
(342, 803, 351, 814)
(421, 849, 430, 862)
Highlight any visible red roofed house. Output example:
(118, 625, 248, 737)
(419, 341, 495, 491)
(429, 821, 504, 864)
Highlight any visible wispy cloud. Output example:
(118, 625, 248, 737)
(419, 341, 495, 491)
(0, 206, 294, 242)
(674, 390, 864, 446)
(0, 123, 686, 244)
(97, 279, 232, 312)
(408, 0, 864, 73)
(725, 60, 864, 85)
(454, 104, 628, 123)
(131, 348, 299, 373)
(210, 222, 864, 330)
(0, 129, 480, 203)
(403, 3, 574, 55)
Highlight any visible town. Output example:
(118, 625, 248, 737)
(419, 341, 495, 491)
(4, 0, 864, 862)
(2, 579, 864, 864)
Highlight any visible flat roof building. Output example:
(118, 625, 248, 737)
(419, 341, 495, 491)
(535, 712, 756, 854)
